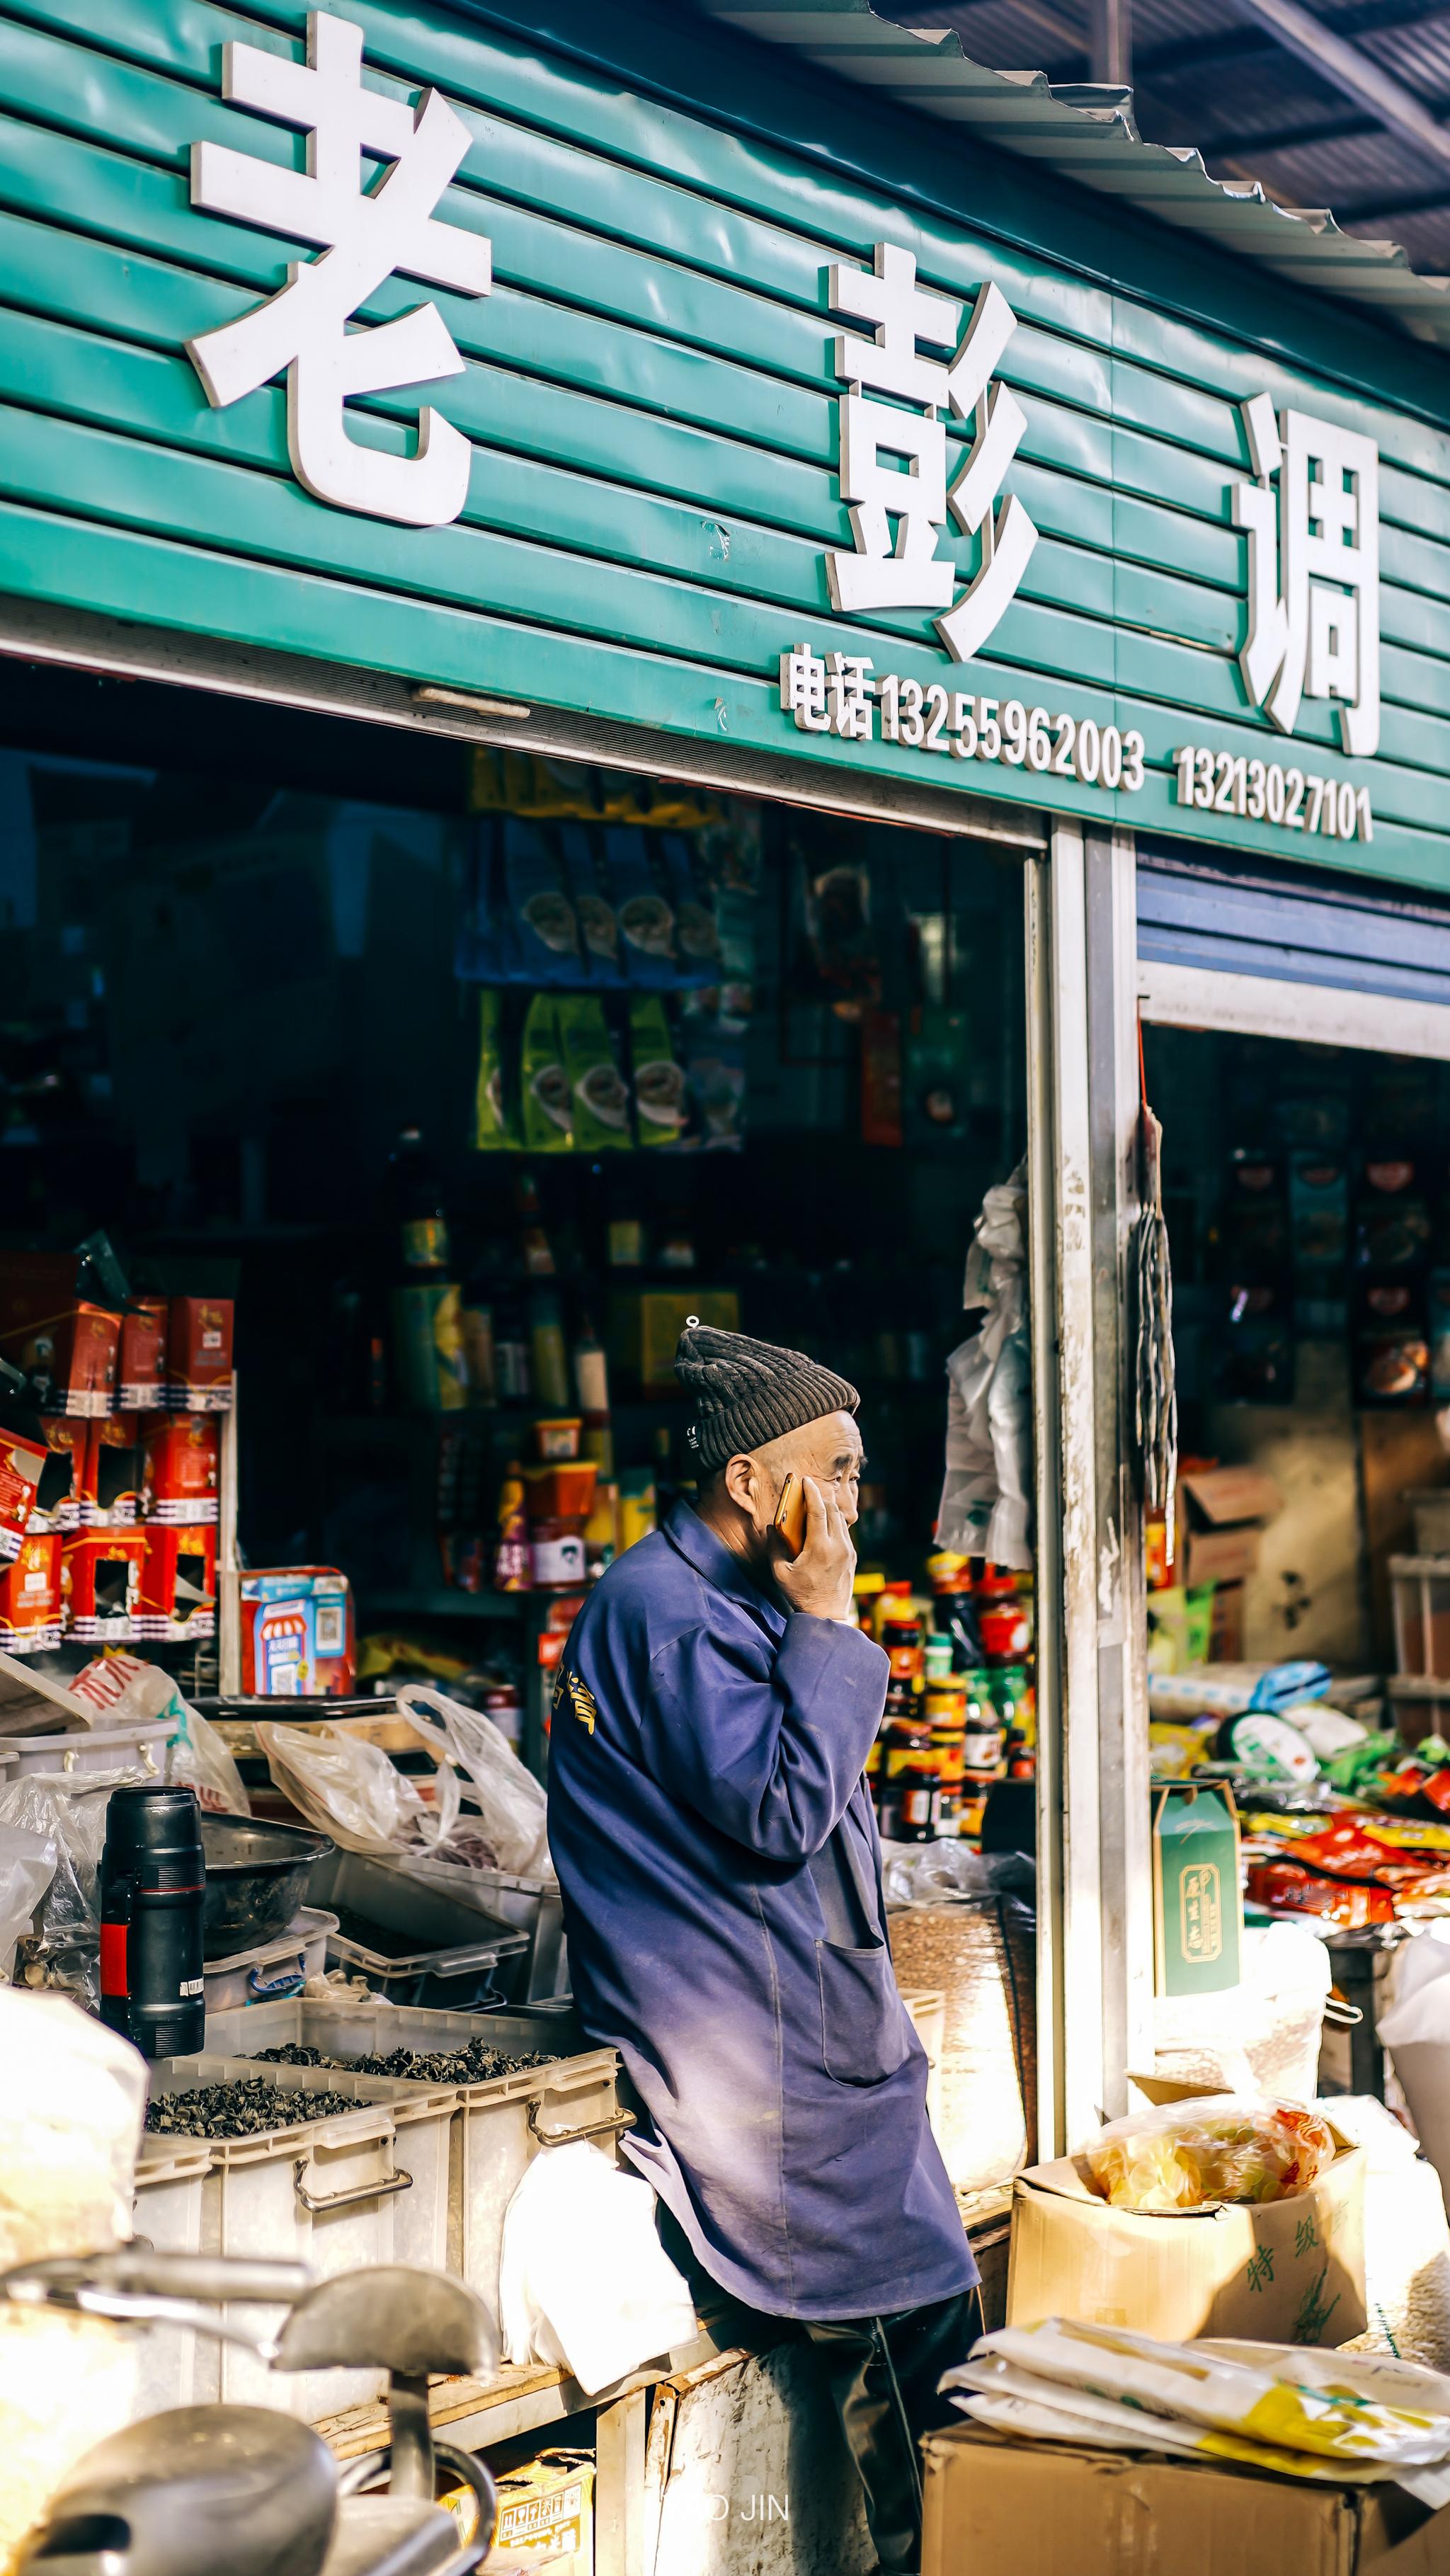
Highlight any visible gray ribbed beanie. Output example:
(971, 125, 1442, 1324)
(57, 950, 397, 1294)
(675, 1322, 859, 1475)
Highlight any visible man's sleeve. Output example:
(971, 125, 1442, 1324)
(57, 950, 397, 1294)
(640, 1613, 890, 1862)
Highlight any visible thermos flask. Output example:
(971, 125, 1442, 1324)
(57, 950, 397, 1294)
(99, 1785, 206, 2058)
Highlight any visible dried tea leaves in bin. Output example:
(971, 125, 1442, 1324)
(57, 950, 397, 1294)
(255, 2038, 555, 2084)
(145, 2078, 360, 2138)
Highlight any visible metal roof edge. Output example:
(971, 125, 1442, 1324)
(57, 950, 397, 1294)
(697, 0, 1450, 348)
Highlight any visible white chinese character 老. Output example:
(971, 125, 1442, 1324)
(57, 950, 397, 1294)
(1233, 391, 1380, 757)
(780, 641, 829, 731)
(823, 242, 1037, 663)
(185, 8, 491, 528)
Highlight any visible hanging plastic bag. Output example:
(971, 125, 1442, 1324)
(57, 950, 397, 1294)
(69, 1652, 249, 1818)
(499, 2140, 695, 2394)
(0, 1820, 55, 1983)
(257, 1719, 459, 1858)
(396, 1685, 552, 1880)
(937, 1162, 1031, 1569)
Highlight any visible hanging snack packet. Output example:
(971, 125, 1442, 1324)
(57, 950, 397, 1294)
(656, 834, 721, 983)
(561, 825, 623, 987)
(455, 815, 513, 983)
(681, 1006, 748, 1152)
(504, 815, 582, 985)
(629, 997, 686, 1146)
(560, 997, 631, 1151)
(606, 828, 676, 986)
(474, 990, 517, 1151)
(520, 995, 574, 1152)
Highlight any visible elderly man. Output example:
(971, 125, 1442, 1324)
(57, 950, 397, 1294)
(547, 1323, 978, 2573)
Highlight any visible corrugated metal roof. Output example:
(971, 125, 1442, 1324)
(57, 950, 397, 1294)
(696, 0, 1450, 345)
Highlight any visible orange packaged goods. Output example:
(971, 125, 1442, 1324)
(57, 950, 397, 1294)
(1084, 2096, 1337, 2211)
(138, 1523, 217, 1642)
(522, 1459, 598, 1522)
(167, 1296, 234, 1412)
(118, 1297, 168, 1412)
(0, 1425, 45, 1564)
(62, 1525, 147, 1644)
(0, 1253, 122, 1416)
(0, 1518, 61, 1651)
(1245, 1858, 1396, 1928)
(140, 1415, 219, 1525)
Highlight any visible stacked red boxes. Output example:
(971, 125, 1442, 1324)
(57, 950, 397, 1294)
(137, 1521, 217, 1643)
(0, 1256, 120, 1417)
(167, 1298, 234, 1413)
(139, 1416, 219, 1525)
(0, 1516, 61, 1651)
(92, 1416, 143, 1526)
(61, 1527, 147, 1644)
(118, 1298, 169, 1412)
(0, 1426, 46, 1566)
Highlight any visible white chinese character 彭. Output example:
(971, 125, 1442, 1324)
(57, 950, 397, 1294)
(185, 9, 491, 527)
(823, 242, 1037, 662)
(1233, 391, 1379, 757)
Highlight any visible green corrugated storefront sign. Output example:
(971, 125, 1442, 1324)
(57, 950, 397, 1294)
(2, 0, 1449, 887)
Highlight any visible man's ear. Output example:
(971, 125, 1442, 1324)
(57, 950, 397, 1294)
(721, 1453, 759, 1516)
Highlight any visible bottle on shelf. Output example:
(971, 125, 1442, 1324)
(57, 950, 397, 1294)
(387, 1126, 451, 1273)
(517, 1169, 556, 1278)
(530, 1288, 572, 1414)
(493, 1462, 531, 1592)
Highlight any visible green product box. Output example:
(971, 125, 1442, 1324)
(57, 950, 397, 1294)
(1151, 1782, 1243, 1998)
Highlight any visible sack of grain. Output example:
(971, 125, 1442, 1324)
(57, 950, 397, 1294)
(889, 1895, 1036, 2195)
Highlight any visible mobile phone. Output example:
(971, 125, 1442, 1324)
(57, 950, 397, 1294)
(773, 1472, 807, 1557)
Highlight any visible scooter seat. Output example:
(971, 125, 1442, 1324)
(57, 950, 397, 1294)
(322, 2497, 469, 2576)
(16, 2406, 336, 2576)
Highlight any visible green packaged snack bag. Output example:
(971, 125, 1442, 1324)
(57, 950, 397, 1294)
(473, 989, 517, 1150)
(560, 996, 631, 1150)
(629, 996, 685, 1145)
(520, 993, 573, 1151)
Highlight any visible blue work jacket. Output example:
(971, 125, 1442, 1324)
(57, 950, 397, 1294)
(546, 1500, 976, 2322)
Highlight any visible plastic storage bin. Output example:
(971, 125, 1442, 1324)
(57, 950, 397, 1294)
(307, 1848, 529, 2008)
(200, 1906, 337, 2014)
(200, 1998, 627, 2309)
(394, 1854, 568, 2003)
(4, 1719, 170, 1777)
(137, 2051, 455, 2425)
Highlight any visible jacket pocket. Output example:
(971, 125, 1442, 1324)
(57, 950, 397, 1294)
(816, 1937, 912, 2087)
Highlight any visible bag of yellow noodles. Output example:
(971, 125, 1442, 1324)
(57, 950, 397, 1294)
(1083, 2093, 1336, 2210)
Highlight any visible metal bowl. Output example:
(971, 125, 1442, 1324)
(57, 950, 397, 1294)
(200, 1814, 333, 1961)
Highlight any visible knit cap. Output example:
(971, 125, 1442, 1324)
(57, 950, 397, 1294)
(674, 1321, 859, 1475)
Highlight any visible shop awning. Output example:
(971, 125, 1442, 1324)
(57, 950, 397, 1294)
(694, 0, 1450, 351)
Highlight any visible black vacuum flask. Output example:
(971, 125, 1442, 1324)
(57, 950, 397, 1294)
(99, 1785, 206, 2058)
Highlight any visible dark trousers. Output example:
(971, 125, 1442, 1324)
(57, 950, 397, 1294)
(659, 2210, 981, 2572)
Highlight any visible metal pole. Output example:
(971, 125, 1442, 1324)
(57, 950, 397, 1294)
(1089, 0, 1132, 88)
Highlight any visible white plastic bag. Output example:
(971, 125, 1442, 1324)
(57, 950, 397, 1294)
(1151, 1921, 1332, 2100)
(0, 1990, 147, 2568)
(258, 1718, 461, 1858)
(1380, 1971, 1450, 2211)
(0, 1823, 55, 1985)
(0, 1770, 137, 2009)
(499, 2141, 695, 2395)
(69, 1654, 249, 1818)
(936, 1163, 1031, 1570)
(396, 1685, 552, 1880)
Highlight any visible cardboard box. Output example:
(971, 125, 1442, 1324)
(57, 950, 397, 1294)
(0, 1256, 122, 1416)
(240, 1569, 355, 1696)
(140, 1414, 219, 1525)
(1179, 1465, 1281, 1589)
(477, 2451, 595, 2572)
(1006, 2101, 1366, 2347)
(0, 1426, 45, 1564)
(0, 1521, 62, 1652)
(118, 1298, 169, 1412)
(61, 1527, 147, 1644)
(1152, 1782, 1243, 1996)
(137, 1523, 217, 1642)
(167, 1296, 234, 1412)
(921, 2424, 1450, 2576)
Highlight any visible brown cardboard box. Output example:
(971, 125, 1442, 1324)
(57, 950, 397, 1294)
(1179, 1465, 1282, 1588)
(1006, 2107, 1366, 2346)
(921, 2425, 1450, 2576)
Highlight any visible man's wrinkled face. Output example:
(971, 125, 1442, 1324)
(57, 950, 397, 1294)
(745, 1411, 864, 1538)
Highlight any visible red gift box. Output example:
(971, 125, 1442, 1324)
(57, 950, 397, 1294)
(166, 1298, 234, 1413)
(137, 1521, 217, 1642)
(0, 1518, 61, 1651)
(140, 1414, 219, 1525)
(118, 1298, 169, 1412)
(0, 1426, 46, 1565)
(62, 1527, 147, 1644)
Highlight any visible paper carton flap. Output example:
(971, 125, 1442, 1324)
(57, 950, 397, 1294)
(1180, 1467, 1282, 1526)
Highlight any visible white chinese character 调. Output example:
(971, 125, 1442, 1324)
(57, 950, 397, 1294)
(823, 242, 1037, 663)
(1233, 391, 1380, 757)
(185, 9, 491, 527)
(780, 641, 829, 732)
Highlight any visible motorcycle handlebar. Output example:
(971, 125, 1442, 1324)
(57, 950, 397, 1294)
(1, 2250, 314, 2310)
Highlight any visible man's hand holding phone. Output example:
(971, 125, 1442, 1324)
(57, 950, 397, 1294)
(772, 1474, 856, 1620)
